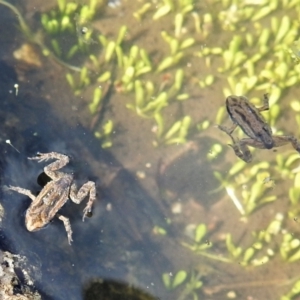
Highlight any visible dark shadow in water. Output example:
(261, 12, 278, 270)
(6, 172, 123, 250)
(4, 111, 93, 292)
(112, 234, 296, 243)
(0, 41, 171, 300)
(84, 279, 160, 300)
(156, 139, 222, 209)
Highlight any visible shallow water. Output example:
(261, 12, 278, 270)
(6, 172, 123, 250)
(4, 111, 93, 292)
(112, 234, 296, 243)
(0, 59, 170, 299)
(1, 1, 300, 300)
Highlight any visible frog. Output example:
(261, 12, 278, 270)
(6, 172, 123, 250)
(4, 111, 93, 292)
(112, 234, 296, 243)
(7, 152, 96, 244)
(217, 94, 300, 162)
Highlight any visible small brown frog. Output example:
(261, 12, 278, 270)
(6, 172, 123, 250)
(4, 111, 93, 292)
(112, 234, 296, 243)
(218, 94, 300, 162)
(8, 152, 96, 244)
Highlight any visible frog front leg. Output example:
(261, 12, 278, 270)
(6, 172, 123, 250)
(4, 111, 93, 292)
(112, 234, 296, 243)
(70, 181, 96, 221)
(228, 136, 254, 163)
(7, 185, 36, 201)
(217, 123, 237, 136)
(257, 93, 270, 112)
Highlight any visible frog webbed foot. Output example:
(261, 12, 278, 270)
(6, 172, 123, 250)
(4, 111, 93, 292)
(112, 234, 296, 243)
(228, 142, 252, 163)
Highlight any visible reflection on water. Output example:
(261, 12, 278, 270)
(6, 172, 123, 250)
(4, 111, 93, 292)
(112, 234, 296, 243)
(1, 0, 300, 299)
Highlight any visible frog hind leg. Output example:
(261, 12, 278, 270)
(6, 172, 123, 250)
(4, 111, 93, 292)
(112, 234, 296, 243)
(272, 135, 300, 152)
(70, 181, 96, 221)
(237, 134, 300, 162)
(229, 137, 253, 163)
(58, 214, 73, 245)
(218, 124, 255, 162)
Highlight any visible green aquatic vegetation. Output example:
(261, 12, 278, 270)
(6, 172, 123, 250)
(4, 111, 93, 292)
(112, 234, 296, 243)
(139, 0, 195, 22)
(162, 269, 203, 300)
(223, 74, 257, 96)
(289, 171, 300, 204)
(31, 0, 201, 146)
(66, 66, 91, 95)
(240, 177, 276, 216)
(178, 270, 203, 300)
(181, 215, 287, 268)
(133, 3, 152, 21)
(0, 0, 33, 39)
(181, 223, 231, 263)
(206, 143, 223, 161)
(65, 25, 127, 95)
(162, 270, 187, 290)
(127, 89, 168, 118)
(0, 0, 83, 72)
(157, 115, 192, 145)
(8, 0, 300, 298)
(40, 0, 104, 59)
(288, 172, 300, 218)
(227, 213, 284, 266)
(270, 152, 300, 219)
(281, 279, 300, 300)
(280, 232, 300, 263)
(96, 25, 128, 64)
(275, 153, 300, 179)
(214, 161, 276, 216)
(222, 181, 275, 216)
(214, 105, 226, 127)
(156, 52, 183, 73)
(296, 115, 300, 132)
(126, 68, 189, 121)
(266, 103, 281, 128)
(196, 120, 210, 131)
(225, 234, 242, 259)
(198, 74, 214, 88)
(217, 1, 274, 31)
(157, 31, 195, 72)
(50, 4, 196, 145)
(89, 87, 103, 114)
(115, 44, 153, 92)
(226, 208, 300, 267)
(94, 120, 114, 148)
(153, 225, 167, 235)
(288, 39, 300, 64)
(41, 0, 101, 34)
(290, 100, 300, 113)
(199, 9, 300, 110)
(181, 223, 212, 253)
(5, 0, 300, 152)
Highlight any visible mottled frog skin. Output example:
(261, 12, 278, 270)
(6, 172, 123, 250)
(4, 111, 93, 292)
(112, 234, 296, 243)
(218, 94, 300, 162)
(8, 152, 96, 244)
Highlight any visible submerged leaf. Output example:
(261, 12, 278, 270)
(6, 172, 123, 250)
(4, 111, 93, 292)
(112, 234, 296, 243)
(172, 270, 187, 288)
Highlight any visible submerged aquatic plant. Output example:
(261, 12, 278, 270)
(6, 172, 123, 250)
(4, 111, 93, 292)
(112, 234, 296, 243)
(181, 223, 212, 253)
(162, 269, 203, 300)
(226, 214, 284, 266)
(5, 0, 300, 298)
(162, 270, 187, 290)
(214, 161, 276, 216)
(281, 279, 300, 300)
